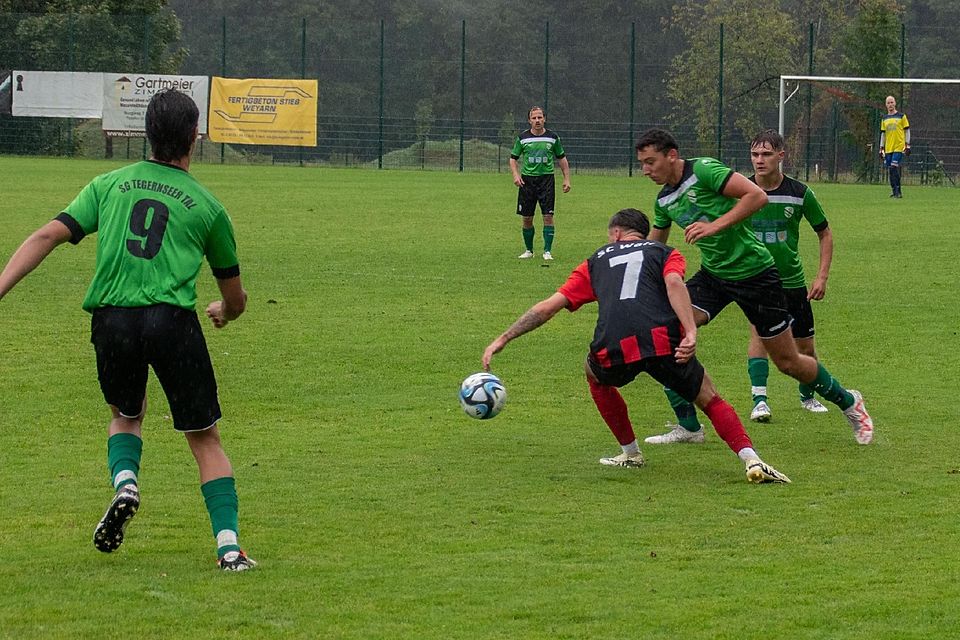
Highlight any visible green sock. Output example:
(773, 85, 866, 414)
(107, 432, 142, 490)
(810, 363, 854, 410)
(543, 225, 555, 252)
(798, 383, 815, 401)
(747, 357, 769, 404)
(522, 227, 535, 251)
(201, 476, 241, 557)
(664, 387, 700, 432)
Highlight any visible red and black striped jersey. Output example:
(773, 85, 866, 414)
(559, 240, 686, 367)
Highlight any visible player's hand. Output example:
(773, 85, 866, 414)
(674, 332, 696, 364)
(482, 337, 506, 371)
(683, 221, 717, 244)
(808, 277, 827, 301)
(879, 150, 885, 160)
(905, 146, 911, 156)
(206, 301, 229, 328)
(513, 175, 524, 187)
(562, 179, 571, 193)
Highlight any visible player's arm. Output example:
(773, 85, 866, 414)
(649, 226, 670, 243)
(482, 292, 569, 370)
(206, 276, 247, 329)
(662, 250, 696, 363)
(665, 272, 697, 363)
(904, 124, 911, 154)
(0, 219, 73, 301)
(879, 131, 886, 158)
(557, 156, 571, 193)
(650, 207, 672, 243)
(509, 157, 524, 187)
(683, 173, 767, 244)
(809, 226, 833, 301)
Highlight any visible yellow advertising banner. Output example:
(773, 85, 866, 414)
(208, 77, 317, 147)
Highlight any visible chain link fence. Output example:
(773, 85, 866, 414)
(1, 11, 958, 184)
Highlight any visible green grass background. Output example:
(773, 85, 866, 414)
(0, 157, 957, 639)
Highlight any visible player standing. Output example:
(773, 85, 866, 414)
(0, 89, 256, 570)
(509, 106, 571, 261)
(879, 95, 910, 198)
(744, 130, 833, 422)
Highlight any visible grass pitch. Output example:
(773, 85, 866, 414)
(0, 157, 958, 639)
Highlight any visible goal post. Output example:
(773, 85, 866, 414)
(778, 75, 960, 185)
(778, 75, 960, 135)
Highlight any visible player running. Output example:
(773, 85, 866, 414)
(743, 129, 833, 422)
(0, 89, 256, 570)
(634, 128, 874, 447)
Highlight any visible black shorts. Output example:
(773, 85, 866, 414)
(90, 304, 222, 432)
(687, 267, 793, 339)
(516, 174, 556, 217)
(783, 286, 815, 339)
(588, 354, 705, 403)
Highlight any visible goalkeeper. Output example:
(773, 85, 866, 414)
(879, 95, 911, 198)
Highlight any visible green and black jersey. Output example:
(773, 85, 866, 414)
(56, 160, 239, 312)
(748, 175, 828, 289)
(510, 128, 566, 176)
(653, 157, 774, 281)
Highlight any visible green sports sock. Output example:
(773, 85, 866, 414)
(543, 225, 555, 252)
(201, 476, 241, 558)
(798, 383, 815, 401)
(107, 432, 142, 490)
(522, 227, 535, 251)
(748, 357, 769, 404)
(810, 363, 855, 410)
(664, 387, 701, 432)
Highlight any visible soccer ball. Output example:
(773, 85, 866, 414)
(459, 372, 507, 420)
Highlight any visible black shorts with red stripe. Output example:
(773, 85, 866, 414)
(588, 353, 705, 402)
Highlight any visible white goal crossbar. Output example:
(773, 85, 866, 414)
(778, 75, 960, 134)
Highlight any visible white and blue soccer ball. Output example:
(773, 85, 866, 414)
(459, 372, 507, 420)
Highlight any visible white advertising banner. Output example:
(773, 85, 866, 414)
(102, 74, 209, 137)
(11, 70, 103, 117)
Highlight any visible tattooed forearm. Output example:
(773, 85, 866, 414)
(502, 308, 549, 341)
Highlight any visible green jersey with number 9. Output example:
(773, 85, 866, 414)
(59, 160, 239, 312)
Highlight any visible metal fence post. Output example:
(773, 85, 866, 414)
(378, 19, 384, 170)
(628, 22, 636, 177)
(716, 23, 723, 159)
(805, 22, 813, 181)
(67, 13, 74, 157)
(220, 16, 226, 164)
(899, 23, 906, 105)
(300, 17, 306, 167)
(142, 14, 152, 160)
(543, 21, 549, 113)
(459, 19, 465, 173)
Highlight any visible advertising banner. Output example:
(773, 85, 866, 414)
(207, 77, 317, 147)
(11, 71, 103, 117)
(103, 73, 209, 137)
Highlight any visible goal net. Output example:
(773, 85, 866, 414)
(778, 75, 960, 186)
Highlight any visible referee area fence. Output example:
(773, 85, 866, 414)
(1, 11, 959, 186)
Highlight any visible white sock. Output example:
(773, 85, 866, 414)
(113, 470, 138, 489)
(621, 440, 640, 454)
(737, 447, 758, 462)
